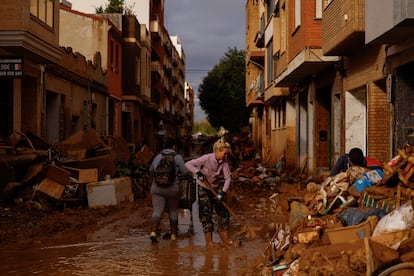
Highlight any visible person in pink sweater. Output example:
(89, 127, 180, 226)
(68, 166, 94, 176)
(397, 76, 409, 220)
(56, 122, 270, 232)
(185, 138, 233, 247)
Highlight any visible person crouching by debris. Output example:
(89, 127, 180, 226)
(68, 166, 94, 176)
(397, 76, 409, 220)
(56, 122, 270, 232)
(149, 138, 188, 243)
(329, 147, 382, 177)
(185, 138, 234, 247)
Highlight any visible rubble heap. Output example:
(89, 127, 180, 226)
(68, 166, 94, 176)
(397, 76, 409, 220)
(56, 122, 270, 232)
(252, 145, 414, 275)
(0, 130, 152, 209)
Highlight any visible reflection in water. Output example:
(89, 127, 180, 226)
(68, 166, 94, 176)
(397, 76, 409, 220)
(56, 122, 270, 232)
(0, 205, 267, 275)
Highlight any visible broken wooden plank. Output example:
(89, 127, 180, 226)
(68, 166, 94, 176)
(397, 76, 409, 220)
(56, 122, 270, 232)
(62, 166, 98, 183)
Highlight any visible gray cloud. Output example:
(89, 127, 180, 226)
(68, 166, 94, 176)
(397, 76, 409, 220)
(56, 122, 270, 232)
(165, 0, 245, 121)
(68, 0, 245, 122)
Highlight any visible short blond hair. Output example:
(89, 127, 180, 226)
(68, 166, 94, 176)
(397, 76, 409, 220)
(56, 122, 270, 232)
(213, 137, 231, 152)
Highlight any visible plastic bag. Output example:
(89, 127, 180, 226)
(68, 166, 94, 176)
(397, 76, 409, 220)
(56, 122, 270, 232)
(352, 169, 384, 193)
(372, 200, 413, 237)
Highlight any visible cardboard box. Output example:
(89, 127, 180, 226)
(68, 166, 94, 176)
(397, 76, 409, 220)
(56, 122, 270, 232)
(370, 229, 414, 250)
(38, 165, 70, 200)
(38, 178, 66, 199)
(87, 177, 133, 208)
(62, 166, 98, 183)
(46, 165, 70, 185)
(297, 230, 320, 244)
(324, 216, 378, 244)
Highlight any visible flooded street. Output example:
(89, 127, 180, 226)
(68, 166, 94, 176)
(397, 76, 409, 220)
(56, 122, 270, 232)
(0, 201, 270, 275)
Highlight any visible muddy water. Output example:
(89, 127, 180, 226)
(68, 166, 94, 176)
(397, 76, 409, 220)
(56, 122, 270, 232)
(0, 203, 268, 275)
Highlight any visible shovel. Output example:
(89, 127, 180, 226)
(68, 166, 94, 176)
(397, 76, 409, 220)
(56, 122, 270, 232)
(203, 179, 258, 238)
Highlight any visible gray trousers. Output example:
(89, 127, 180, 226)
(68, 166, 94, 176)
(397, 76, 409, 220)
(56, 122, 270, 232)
(150, 182, 180, 228)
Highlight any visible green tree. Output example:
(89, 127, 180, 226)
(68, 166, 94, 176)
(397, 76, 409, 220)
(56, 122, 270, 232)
(192, 120, 216, 135)
(96, 0, 125, 13)
(198, 47, 249, 133)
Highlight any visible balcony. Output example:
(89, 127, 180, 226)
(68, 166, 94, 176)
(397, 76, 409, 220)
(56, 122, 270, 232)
(0, 1, 63, 64)
(246, 73, 264, 107)
(247, 49, 265, 65)
(150, 16, 161, 40)
(254, 32, 264, 48)
(264, 86, 289, 103)
(246, 90, 263, 108)
(322, 0, 366, 56)
(151, 61, 162, 79)
(140, 24, 151, 48)
(163, 63, 172, 77)
(274, 48, 339, 87)
(366, 0, 414, 44)
(172, 76, 178, 85)
(163, 41, 172, 57)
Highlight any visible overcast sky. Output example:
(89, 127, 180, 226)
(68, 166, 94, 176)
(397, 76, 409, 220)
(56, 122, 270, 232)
(66, 0, 246, 121)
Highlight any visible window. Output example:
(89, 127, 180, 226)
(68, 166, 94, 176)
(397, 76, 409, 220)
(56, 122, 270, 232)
(30, 0, 54, 28)
(279, 99, 286, 128)
(266, 0, 276, 21)
(110, 40, 114, 66)
(115, 44, 119, 69)
(273, 99, 286, 129)
(147, 54, 151, 87)
(271, 108, 276, 130)
(135, 57, 140, 86)
(295, 0, 301, 29)
(260, 15, 265, 34)
(315, 0, 322, 19)
(281, 4, 287, 52)
(266, 39, 273, 86)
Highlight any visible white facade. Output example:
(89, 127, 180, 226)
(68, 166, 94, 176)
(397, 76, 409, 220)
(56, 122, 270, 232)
(131, 0, 150, 30)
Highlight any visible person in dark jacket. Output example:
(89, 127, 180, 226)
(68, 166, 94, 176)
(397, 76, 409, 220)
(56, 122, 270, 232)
(329, 147, 382, 176)
(148, 138, 188, 243)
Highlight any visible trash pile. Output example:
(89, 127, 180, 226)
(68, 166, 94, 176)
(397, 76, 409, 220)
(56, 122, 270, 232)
(251, 145, 414, 275)
(0, 130, 152, 210)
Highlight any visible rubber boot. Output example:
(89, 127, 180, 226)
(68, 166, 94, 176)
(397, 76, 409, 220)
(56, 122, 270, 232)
(171, 224, 178, 241)
(204, 232, 214, 247)
(218, 230, 233, 246)
(150, 223, 159, 244)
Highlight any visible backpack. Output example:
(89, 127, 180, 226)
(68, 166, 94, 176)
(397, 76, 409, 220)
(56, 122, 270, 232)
(154, 153, 176, 186)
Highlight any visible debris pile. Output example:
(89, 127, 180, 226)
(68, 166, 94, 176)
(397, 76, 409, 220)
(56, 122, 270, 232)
(0, 130, 151, 210)
(252, 145, 414, 275)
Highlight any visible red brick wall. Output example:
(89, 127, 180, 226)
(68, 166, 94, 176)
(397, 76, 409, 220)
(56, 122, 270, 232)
(289, 0, 322, 61)
(367, 81, 390, 162)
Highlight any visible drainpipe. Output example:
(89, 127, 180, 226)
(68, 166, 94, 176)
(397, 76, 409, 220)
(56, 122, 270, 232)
(106, 95, 109, 136)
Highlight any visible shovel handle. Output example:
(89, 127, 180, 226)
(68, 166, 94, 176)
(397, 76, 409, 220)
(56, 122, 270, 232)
(203, 181, 252, 232)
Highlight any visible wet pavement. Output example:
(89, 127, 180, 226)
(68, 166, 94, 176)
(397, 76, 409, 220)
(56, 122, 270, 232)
(0, 202, 269, 275)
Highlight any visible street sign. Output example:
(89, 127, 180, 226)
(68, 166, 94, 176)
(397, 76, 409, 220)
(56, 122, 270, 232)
(0, 57, 23, 78)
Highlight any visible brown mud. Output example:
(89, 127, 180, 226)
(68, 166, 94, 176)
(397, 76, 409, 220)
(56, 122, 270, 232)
(0, 182, 286, 275)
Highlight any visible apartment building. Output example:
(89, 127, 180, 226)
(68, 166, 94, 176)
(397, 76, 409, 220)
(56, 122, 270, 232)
(322, 0, 390, 168)
(245, 0, 265, 160)
(58, 0, 189, 151)
(118, 14, 151, 146)
(150, 0, 188, 148)
(246, 0, 408, 176)
(0, 0, 192, 155)
(0, 0, 64, 138)
(365, 0, 414, 151)
(44, 47, 107, 144)
(59, 5, 123, 139)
